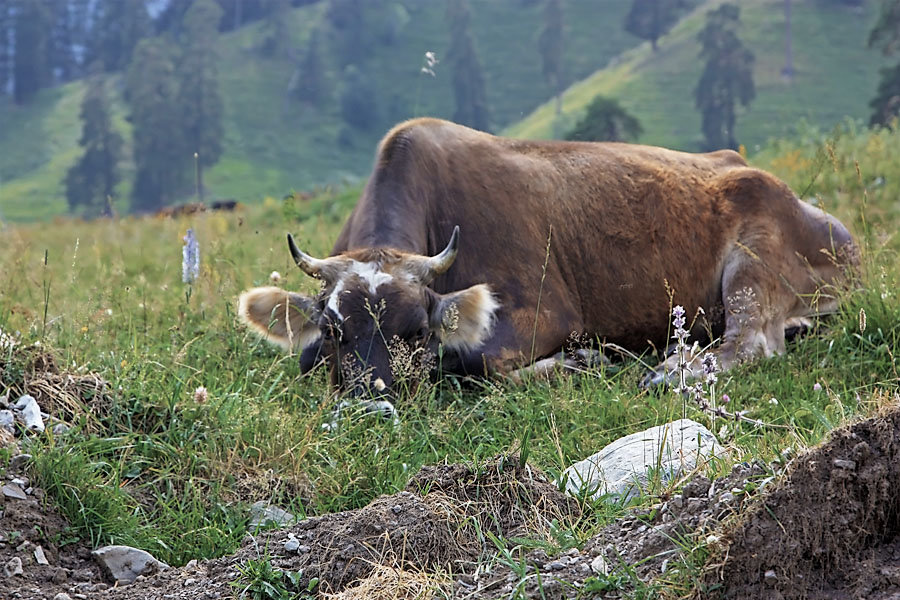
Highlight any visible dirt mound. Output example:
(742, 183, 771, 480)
(699, 405, 900, 600)
(457, 461, 773, 599)
(1, 344, 112, 430)
(95, 455, 579, 599)
(0, 457, 106, 599)
(407, 455, 579, 537)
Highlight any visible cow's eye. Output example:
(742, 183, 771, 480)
(415, 327, 430, 341)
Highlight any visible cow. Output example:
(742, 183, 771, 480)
(238, 118, 857, 402)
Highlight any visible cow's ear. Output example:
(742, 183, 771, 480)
(238, 286, 321, 350)
(429, 284, 500, 351)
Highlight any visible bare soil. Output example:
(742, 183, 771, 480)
(698, 404, 900, 600)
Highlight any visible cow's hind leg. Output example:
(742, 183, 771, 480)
(645, 249, 797, 387)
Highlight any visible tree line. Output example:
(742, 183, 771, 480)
(3, 0, 900, 217)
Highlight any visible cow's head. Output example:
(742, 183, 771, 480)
(238, 227, 499, 398)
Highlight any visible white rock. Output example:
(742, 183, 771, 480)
(92, 545, 168, 584)
(0, 409, 14, 432)
(248, 501, 296, 529)
(4, 556, 23, 577)
(284, 534, 300, 552)
(590, 554, 609, 576)
(52, 423, 70, 435)
(53, 594, 73, 600)
(34, 546, 49, 565)
(561, 419, 725, 501)
(13, 395, 44, 433)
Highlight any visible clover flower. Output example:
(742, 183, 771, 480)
(182, 228, 200, 284)
(420, 51, 438, 77)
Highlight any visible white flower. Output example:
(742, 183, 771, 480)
(768, 397, 779, 405)
(269, 271, 282, 284)
(193, 386, 208, 404)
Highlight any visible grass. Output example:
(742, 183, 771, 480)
(0, 123, 899, 596)
(506, 0, 886, 152)
(0, 0, 639, 223)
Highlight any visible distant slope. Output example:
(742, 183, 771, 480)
(506, 0, 885, 152)
(0, 0, 639, 222)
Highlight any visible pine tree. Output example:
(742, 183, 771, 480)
(327, 0, 365, 67)
(127, 38, 185, 212)
(868, 0, 900, 126)
(624, 0, 681, 52)
(339, 64, 377, 129)
(260, 0, 291, 57)
(0, 0, 10, 97)
(13, 0, 52, 104)
(48, 0, 78, 82)
(292, 28, 325, 105)
(89, 0, 153, 72)
(538, 0, 564, 117)
(446, 0, 491, 132)
(65, 64, 123, 217)
(177, 0, 224, 202)
(694, 4, 755, 150)
(565, 95, 642, 142)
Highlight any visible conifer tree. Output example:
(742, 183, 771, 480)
(327, 0, 365, 67)
(65, 64, 123, 217)
(127, 38, 185, 212)
(260, 0, 291, 57)
(868, 0, 900, 126)
(565, 95, 642, 142)
(177, 0, 224, 201)
(446, 0, 491, 132)
(293, 28, 325, 105)
(13, 0, 52, 104)
(0, 0, 10, 97)
(624, 0, 681, 52)
(694, 4, 755, 150)
(538, 0, 564, 117)
(89, 0, 153, 72)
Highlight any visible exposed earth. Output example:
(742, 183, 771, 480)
(3, 372, 900, 599)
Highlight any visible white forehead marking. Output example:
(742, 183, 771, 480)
(325, 261, 394, 322)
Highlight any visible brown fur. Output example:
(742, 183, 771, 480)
(242, 118, 857, 392)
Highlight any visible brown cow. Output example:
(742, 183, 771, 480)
(239, 118, 856, 401)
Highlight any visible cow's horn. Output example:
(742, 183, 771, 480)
(287, 234, 334, 280)
(424, 226, 460, 277)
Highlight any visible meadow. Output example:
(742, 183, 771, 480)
(1, 121, 899, 597)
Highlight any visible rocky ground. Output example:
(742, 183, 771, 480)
(4, 389, 900, 599)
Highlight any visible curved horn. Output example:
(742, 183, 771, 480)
(287, 233, 335, 280)
(428, 225, 460, 276)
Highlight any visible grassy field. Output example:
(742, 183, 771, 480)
(506, 0, 885, 152)
(0, 0, 638, 223)
(1, 120, 899, 596)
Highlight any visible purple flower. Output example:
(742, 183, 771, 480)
(182, 228, 200, 284)
(813, 382, 822, 392)
(721, 394, 730, 404)
(702, 353, 718, 385)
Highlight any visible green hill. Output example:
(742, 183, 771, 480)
(0, 0, 639, 223)
(506, 0, 886, 151)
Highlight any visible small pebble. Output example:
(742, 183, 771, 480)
(4, 556, 23, 577)
(590, 554, 609, 576)
(764, 569, 778, 585)
(284, 535, 300, 552)
(34, 546, 49, 565)
(9, 453, 31, 471)
(833, 459, 856, 470)
(1, 482, 27, 500)
(53, 594, 73, 600)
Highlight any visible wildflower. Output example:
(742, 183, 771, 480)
(269, 271, 282, 284)
(813, 382, 822, 392)
(721, 394, 730, 404)
(420, 50, 438, 77)
(193, 386, 208, 404)
(701, 353, 718, 385)
(182, 228, 200, 284)
(769, 397, 779, 406)
(0, 328, 17, 350)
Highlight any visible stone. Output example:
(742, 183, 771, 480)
(833, 459, 856, 470)
(590, 554, 609, 576)
(92, 545, 169, 585)
(52, 423, 71, 436)
(9, 454, 31, 471)
(764, 569, 778, 585)
(248, 501, 296, 529)
(284, 534, 300, 552)
(12, 395, 44, 433)
(34, 546, 49, 565)
(2, 482, 27, 500)
(0, 409, 14, 432)
(560, 419, 726, 501)
(53, 594, 73, 600)
(4, 556, 23, 577)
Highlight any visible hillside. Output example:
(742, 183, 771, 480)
(0, 0, 638, 223)
(506, 0, 885, 151)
